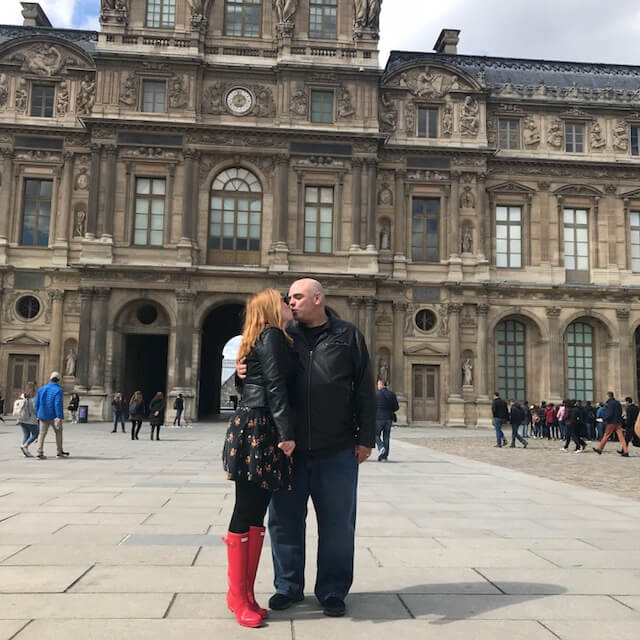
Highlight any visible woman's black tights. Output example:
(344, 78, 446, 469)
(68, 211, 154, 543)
(131, 420, 142, 440)
(228, 480, 272, 533)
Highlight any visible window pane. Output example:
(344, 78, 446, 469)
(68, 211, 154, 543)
(496, 320, 526, 400)
(311, 91, 333, 123)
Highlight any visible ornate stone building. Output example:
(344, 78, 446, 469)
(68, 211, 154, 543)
(1, 1, 640, 426)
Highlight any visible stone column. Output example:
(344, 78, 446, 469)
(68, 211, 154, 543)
(476, 303, 490, 400)
(447, 303, 463, 398)
(546, 306, 563, 402)
(476, 173, 487, 260)
(175, 290, 197, 389)
(101, 145, 117, 240)
(363, 297, 378, 358)
(617, 308, 631, 399)
(348, 296, 362, 332)
(366, 160, 377, 250)
(190, 152, 200, 244)
(55, 153, 74, 243)
(276, 154, 289, 247)
(449, 172, 460, 258)
(48, 289, 65, 373)
(537, 182, 550, 265)
(90, 288, 111, 392)
(0, 150, 14, 243)
(392, 300, 408, 425)
(76, 288, 94, 391)
(85, 145, 101, 239)
(393, 170, 406, 255)
(350, 159, 362, 249)
(181, 150, 195, 244)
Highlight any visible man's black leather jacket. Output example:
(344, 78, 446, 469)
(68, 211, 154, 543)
(287, 313, 376, 452)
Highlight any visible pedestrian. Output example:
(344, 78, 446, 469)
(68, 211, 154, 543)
(622, 396, 639, 454)
(532, 403, 542, 438)
(15, 381, 39, 457)
(34, 372, 69, 459)
(239, 278, 375, 618)
(67, 392, 80, 423)
(562, 399, 587, 452)
(129, 390, 145, 440)
(491, 392, 509, 447)
(595, 401, 606, 439)
(522, 400, 531, 439)
(223, 288, 296, 628)
(375, 378, 399, 461)
(0, 391, 6, 422)
(544, 402, 556, 440)
(593, 391, 629, 456)
(173, 393, 184, 426)
(584, 401, 596, 440)
(111, 392, 127, 433)
(508, 400, 528, 448)
(148, 392, 166, 440)
(557, 400, 567, 440)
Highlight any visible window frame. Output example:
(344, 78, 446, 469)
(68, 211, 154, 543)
(631, 125, 639, 156)
(145, 0, 176, 29)
(141, 79, 167, 113)
(303, 185, 334, 254)
(20, 178, 53, 247)
(310, 89, 334, 124)
(630, 210, 640, 272)
(30, 83, 54, 118)
(309, 0, 337, 39)
(565, 122, 585, 153)
(566, 321, 594, 402)
(563, 207, 589, 277)
(498, 118, 521, 150)
(495, 205, 523, 269)
(411, 196, 440, 263)
(133, 176, 167, 247)
(496, 319, 527, 402)
(417, 106, 439, 139)
(223, 0, 262, 38)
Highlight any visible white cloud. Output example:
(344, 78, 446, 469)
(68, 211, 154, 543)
(0, 0, 79, 28)
(223, 335, 242, 360)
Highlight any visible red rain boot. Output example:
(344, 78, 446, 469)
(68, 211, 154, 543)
(247, 526, 268, 619)
(223, 532, 263, 628)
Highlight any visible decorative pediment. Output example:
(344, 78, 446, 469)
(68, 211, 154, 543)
(486, 181, 536, 195)
(1, 332, 49, 346)
(620, 188, 640, 201)
(553, 184, 603, 197)
(383, 62, 481, 97)
(404, 343, 447, 356)
(0, 38, 94, 76)
(559, 107, 593, 120)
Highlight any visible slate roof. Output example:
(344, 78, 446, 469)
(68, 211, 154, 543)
(0, 24, 98, 54)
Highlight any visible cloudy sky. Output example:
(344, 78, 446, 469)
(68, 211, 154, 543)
(2, 1, 640, 67)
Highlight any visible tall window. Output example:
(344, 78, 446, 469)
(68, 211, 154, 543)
(411, 197, 439, 262)
(310, 90, 333, 123)
(563, 208, 589, 274)
(632, 126, 639, 156)
(498, 118, 520, 149)
(417, 107, 438, 138)
(134, 178, 165, 246)
(309, 0, 337, 39)
(496, 319, 526, 401)
(565, 122, 584, 153)
(567, 322, 593, 401)
(224, 0, 261, 37)
(631, 212, 640, 272)
(30, 85, 54, 117)
(209, 168, 262, 264)
(21, 179, 52, 246)
(495, 205, 522, 268)
(146, 0, 175, 28)
(142, 81, 166, 113)
(304, 186, 333, 253)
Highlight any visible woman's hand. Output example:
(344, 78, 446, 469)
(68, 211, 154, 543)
(278, 440, 295, 457)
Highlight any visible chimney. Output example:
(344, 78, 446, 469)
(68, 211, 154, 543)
(433, 29, 460, 55)
(21, 2, 53, 28)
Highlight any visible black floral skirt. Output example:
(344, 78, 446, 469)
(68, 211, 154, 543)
(222, 406, 293, 491)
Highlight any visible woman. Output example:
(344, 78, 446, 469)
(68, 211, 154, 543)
(111, 392, 127, 433)
(222, 289, 295, 628)
(16, 382, 39, 457)
(562, 399, 587, 452)
(148, 392, 166, 440)
(67, 392, 80, 424)
(128, 390, 145, 440)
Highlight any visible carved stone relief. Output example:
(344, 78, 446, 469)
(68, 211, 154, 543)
(460, 96, 479, 136)
(441, 102, 453, 136)
(15, 79, 27, 114)
(523, 116, 540, 147)
(10, 44, 76, 76)
(202, 83, 225, 115)
(590, 120, 606, 150)
(404, 102, 415, 137)
(460, 186, 475, 209)
(168, 74, 188, 109)
(56, 81, 69, 116)
(337, 87, 355, 118)
(289, 87, 308, 116)
(75, 76, 95, 115)
(15, 150, 61, 163)
(253, 85, 276, 117)
(390, 66, 468, 97)
(119, 72, 138, 107)
(0, 74, 8, 111)
(378, 185, 393, 206)
(438, 304, 449, 336)
(379, 92, 397, 132)
(547, 118, 563, 148)
(613, 119, 629, 151)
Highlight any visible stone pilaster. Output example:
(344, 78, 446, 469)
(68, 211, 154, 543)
(446, 303, 465, 426)
(546, 306, 563, 403)
(350, 158, 362, 250)
(0, 150, 14, 264)
(617, 308, 631, 399)
(270, 154, 290, 270)
(55, 153, 73, 243)
(393, 169, 407, 279)
(366, 160, 377, 250)
(348, 296, 363, 332)
(101, 145, 117, 240)
(90, 288, 111, 393)
(449, 173, 461, 259)
(475, 303, 490, 400)
(174, 290, 197, 421)
(392, 301, 408, 425)
(75, 288, 94, 391)
(476, 173, 488, 261)
(85, 144, 101, 239)
(48, 289, 65, 374)
(363, 297, 378, 358)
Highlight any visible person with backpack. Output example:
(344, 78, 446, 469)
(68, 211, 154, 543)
(129, 390, 145, 440)
(173, 393, 184, 426)
(15, 381, 39, 457)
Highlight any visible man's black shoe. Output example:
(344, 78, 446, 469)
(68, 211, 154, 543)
(321, 597, 345, 617)
(268, 593, 303, 610)
(592, 447, 602, 455)
(57, 451, 70, 458)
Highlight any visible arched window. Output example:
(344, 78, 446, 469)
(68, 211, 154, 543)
(209, 168, 262, 265)
(566, 322, 593, 401)
(496, 319, 526, 400)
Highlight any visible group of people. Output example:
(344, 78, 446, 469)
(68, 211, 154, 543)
(111, 390, 180, 440)
(492, 391, 637, 456)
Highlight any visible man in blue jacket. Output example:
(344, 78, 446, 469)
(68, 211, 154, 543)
(593, 391, 628, 457)
(34, 371, 69, 459)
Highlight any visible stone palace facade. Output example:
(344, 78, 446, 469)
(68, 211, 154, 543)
(2, 0, 640, 426)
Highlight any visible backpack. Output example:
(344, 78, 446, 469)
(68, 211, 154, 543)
(129, 401, 139, 415)
(12, 397, 25, 418)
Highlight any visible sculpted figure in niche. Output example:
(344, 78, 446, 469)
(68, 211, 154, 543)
(75, 168, 89, 191)
(379, 224, 391, 250)
(65, 349, 77, 377)
(460, 186, 475, 209)
(523, 116, 540, 147)
(120, 73, 138, 107)
(460, 96, 479, 136)
(379, 92, 397, 131)
(289, 87, 308, 116)
(378, 357, 389, 385)
(547, 118, 563, 148)
(76, 76, 95, 115)
(0, 74, 8, 109)
(613, 119, 628, 151)
(441, 103, 453, 136)
(24, 44, 63, 76)
(461, 227, 473, 253)
(337, 87, 355, 118)
(74, 208, 87, 236)
(56, 81, 69, 116)
(378, 186, 393, 206)
(274, 0, 297, 23)
(590, 121, 606, 149)
(462, 358, 473, 386)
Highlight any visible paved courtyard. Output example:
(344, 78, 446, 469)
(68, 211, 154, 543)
(1, 418, 640, 639)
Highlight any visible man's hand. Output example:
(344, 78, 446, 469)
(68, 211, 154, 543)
(236, 357, 247, 380)
(278, 440, 296, 457)
(355, 445, 371, 464)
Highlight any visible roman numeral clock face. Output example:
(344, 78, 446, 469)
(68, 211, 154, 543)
(226, 88, 253, 115)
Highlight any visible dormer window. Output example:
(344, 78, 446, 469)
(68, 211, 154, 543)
(146, 0, 175, 28)
(30, 84, 54, 118)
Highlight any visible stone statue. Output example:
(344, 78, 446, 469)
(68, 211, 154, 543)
(119, 72, 138, 107)
(76, 77, 95, 116)
(460, 96, 479, 136)
(460, 186, 475, 209)
(65, 349, 77, 377)
(461, 227, 473, 253)
(337, 87, 355, 118)
(101, 0, 116, 9)
(590, 121, 606, 149)
(74, 208, 86, 236)
(379, 224, 390, 250)
(378, 357, 389, 384)
(23, 44, 64, 76)
(462, 358, 473, 386)
(441, 103, 453, 136)
(367, 0, 382, 29)
(289, 87, 308, 116)
(56, 81, 69, 116)
(0, 74, 8, 110)
(523, 116, 540, 147)
(274, 0, 297, 23)
(379, 92, 397, 131)
(15, 79, 27, 113)
(354, 0, 382, 30)
(613, 119, 629, 151)
(438, 304, 449, 336)
(168, 75, 188, 109)
(547, 118, 563, 148)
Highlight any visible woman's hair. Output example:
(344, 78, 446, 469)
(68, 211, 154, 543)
(153, 391, 164, 400)
(237, 288, 292, 364)
(129, 390, 143, 403)
(23, 381, 37, 398)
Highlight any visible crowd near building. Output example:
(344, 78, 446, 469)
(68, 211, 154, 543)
(2, 0, 640, 427)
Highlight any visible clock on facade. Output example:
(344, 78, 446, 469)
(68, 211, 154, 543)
(225, 88, 254, 115)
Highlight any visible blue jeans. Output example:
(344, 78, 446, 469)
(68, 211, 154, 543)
(20, 423, 39, 446)
(268, 446, 359, 602)
(521, 422, 528, 438)
(492, 418, 506, 445)
(375, 419, 392, 458)
(113, 411, 125, 430)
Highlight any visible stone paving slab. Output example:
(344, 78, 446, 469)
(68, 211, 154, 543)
(0, 620, 29, 640)
(0, 546, 24, 562)
(0, 565, 92, 593)
(544, 621, 640, 640)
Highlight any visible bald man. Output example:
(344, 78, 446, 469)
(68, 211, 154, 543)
(241, 278, 375, 617)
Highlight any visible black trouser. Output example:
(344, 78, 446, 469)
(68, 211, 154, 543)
(229, 480, 272, 534)
(151, 424, 161, 440)
(131, 420, 142, 440)
(564, 424, 585, 450)
(173, 409, 183, 426)
(510, 423, 526, 446)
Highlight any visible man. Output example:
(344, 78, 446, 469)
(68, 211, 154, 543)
(34, 372, 68, 459)
(621, 396, 639, 454)
(508, 400, 528, 448)
(491, 392, 509, 448)
(593, 391, 628, 457)
(375, 378, 399, 461)
(239, 278, 375, 617)
(173, 393, 184, 426)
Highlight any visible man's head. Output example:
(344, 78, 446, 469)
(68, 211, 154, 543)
(49, 371, 61, 383)
(607, 391, 614, 399)
(377, 378, 386, 390)
(493, 392, 500, 399)
(626, 396, 633, 405)
(287, 278, 327, 327)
